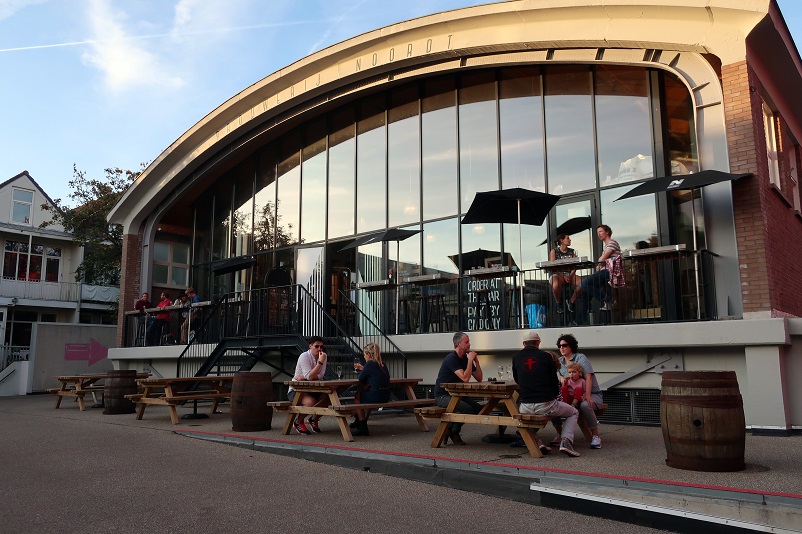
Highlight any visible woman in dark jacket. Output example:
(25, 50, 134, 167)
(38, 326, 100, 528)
(351, 342, 390, 436)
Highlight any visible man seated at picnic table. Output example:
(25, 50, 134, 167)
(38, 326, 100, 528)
(511, 331, 581, 457)
(288, 336, 328, 435)
(433, 331, 484, 446)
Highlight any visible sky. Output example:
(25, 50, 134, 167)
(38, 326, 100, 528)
(2, 0, 802, 207)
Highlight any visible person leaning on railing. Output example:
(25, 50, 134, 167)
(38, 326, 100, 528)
(146, 292, 172, 346)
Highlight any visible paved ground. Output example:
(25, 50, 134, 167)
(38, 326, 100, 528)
(3, 394, 800, 533)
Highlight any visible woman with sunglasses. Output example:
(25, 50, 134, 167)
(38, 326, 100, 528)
(351, 342, 391, 436)
(553, 333, 603, 449)
(288, 336, 329, 435)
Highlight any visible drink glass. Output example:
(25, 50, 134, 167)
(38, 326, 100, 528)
(354, 358, 360, 370)
(336, 365, 342, 379)
(497, 366, 504, 381)
(505, 365, 512, 381)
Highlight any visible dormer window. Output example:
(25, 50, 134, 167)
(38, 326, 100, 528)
(11, 187, 34, 225)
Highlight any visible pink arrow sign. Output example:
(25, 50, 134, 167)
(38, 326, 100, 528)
(64, 339, 108, 366)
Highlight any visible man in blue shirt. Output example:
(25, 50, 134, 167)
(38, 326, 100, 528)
(434, 331, 484, 445)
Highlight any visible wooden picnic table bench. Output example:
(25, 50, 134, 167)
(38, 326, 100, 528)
(279, 378, 431, 441)
(48, 373, 148, 411)
(126, 376, 234, 425)
(433, 381, 551, 458)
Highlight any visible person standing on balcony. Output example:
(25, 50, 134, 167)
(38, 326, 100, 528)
(146, 292, 172, 346)
(433, 332, 483, 445)
(134, 292, 152, 347)
(181, 287, 201, 343)
(288, 336, 329, 435)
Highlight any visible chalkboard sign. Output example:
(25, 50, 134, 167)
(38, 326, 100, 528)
(466, 277, 503, 330)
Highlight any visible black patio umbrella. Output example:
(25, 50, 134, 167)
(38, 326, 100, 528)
(461, 188, 560, 326)
(614, 170, 751, 319)
(614, 170, 752, 201)
(448, 249, 516, 271)
(338, 228, 421, 251)
(339, 228, 422, 334)
(538, 215, 592, 246)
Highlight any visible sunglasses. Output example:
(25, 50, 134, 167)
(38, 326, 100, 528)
(558, 344, 570, 348)
(313, 344, 324, 349)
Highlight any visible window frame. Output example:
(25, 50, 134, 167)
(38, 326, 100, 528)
(11, 187, 34, 226)
(152, 241, 190, 288)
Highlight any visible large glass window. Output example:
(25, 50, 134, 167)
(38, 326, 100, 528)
(664, 73, 698, 175)
(301, 119, 327, 243)
(544, 66, 596, 195)
(499, 67, 545, 191)
(388, 85, 421, 227)
(254, 145, 279, 251)
(600, 186, 658, 254)
(277, 131, 301, 244)
(396, 225, 421, 279)
(328, 107, 356, 239)
(422, 78, 458, 220)
(233, 159, 255, 257)
(211, 180, 232, 261)
(423, 218, 458, 275)
(11, 188, 34, 225)
(153, 242, 190, 287)
(356, 95, 387, 233)
(2, 241, 61, 281)
(460, 222, 501, 272)
(595, 66, 652, 187)
(459, 71, 499, 213)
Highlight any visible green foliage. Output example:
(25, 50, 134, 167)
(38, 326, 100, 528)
(40, 164, 143, 285)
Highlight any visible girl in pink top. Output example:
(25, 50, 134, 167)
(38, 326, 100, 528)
(560, 362, 586, 408)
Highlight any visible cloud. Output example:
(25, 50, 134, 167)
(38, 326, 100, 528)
(81, 0, 184, 93)
(307, 0, 369, 55)
(0, 0, 46, 21)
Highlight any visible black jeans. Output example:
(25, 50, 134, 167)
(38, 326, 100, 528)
(436, 394, 481, 435)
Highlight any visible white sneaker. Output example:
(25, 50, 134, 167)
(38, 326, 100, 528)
(590, 435, 602, 449)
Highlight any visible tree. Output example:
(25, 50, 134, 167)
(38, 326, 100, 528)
(40, 164, 142, 286)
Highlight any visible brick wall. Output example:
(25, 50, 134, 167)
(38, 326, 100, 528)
(116, 232, 142, 347)
(723, 60, 802, 318)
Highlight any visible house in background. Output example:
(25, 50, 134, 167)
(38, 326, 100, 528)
(0, 171, 118, 388)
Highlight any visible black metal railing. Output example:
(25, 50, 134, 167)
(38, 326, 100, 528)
(351, 247, 716, 333)
(172, 285, 407, 380)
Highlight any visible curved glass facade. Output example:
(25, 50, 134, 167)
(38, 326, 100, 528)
(191, 64, 697, 297)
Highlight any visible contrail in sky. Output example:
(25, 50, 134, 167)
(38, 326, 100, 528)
(0, 19, 321, 53)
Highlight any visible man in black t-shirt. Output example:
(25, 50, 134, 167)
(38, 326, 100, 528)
(434, 331, 483, 445)
(512, 331, 581, 457)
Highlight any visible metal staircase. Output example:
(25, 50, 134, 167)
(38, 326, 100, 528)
(175, 285, 406, 381)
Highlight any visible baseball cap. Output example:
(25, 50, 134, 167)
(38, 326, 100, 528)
(524, 331, 541, 342)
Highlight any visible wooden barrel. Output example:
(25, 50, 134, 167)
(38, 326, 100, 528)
(103, 370, 138, 415)
(660, 371, 745, 472)
(231, 372, 273, 432)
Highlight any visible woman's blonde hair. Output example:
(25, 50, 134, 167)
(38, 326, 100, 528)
(363, 342, 383, 365)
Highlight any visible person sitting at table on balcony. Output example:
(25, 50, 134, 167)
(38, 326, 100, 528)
(351, 342, 391, 436)
(288, 336, 329, 435)
(146, 292, 172, 346)
(549, 233, 581, 313)
(433, 331, 484, 446)
(578, 224, 622, 323)
(552, 334, 603, 449)
(512, 331, 580, 457)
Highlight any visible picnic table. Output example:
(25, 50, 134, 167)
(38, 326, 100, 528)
(275, 378, 435, 442)
(126, 376, 234, 424)
(430, 381, 550, 458)
(47, 373, 149, 411)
